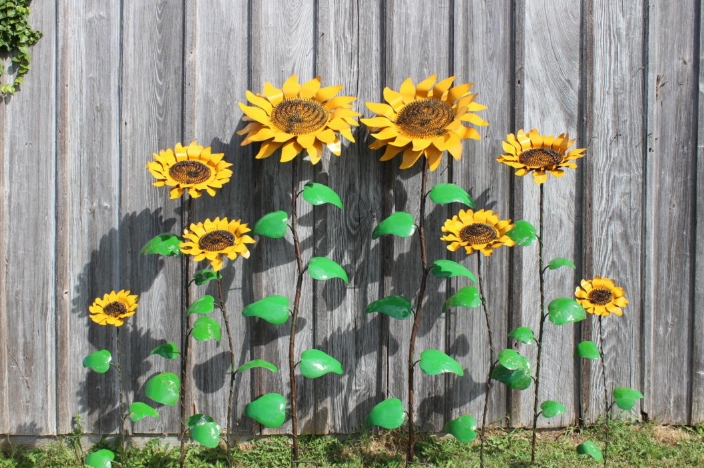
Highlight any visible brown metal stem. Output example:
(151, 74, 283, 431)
(116, 327, 127, 456)
(530, 185, 546, 465)
(180, 195, 193, 468)
(599, 317, 609, 467)
(478, 255, 496, 468)
(218, 278, 235, 458)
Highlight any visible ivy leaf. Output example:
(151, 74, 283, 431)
(299, 349, 344, 379)
(194, 269, 221, 286)
(140, 233, 182, 256)
(498, 349, 530, 371)
(302, 182, 343, 209)
(442, 286, 481, 313)
(419, 349, 464, 376)
(548, 298, 587, 325)
(187, 295, 215, 316)
(548, 257, 576, 270)
(82, 350, 112, 374)
(491, 364, 532, 390)
(540, 400, 566, 419)
(428, 183, 474, 207)
(245, 393, 287, 428)
(308, 257, 349, 284)
(85, 449, 115, 468)
(613, 387, 644, 411)
(253, 211, 288, 238)
(444, 415, 477, 443)
(372, 212, 416, 239)
(236, 359, 279, 374)
(577, 440, 603, 462)
(187, 414, 221, 448)
(365, 398, 406, 429)
(508, 327, 535, 345)
(575, 341, 600, 360)
(129, 402, 159, 422)
(506, 220, 537, 246)
(150, 342, 180, 360)
(365, 295, 413, 320)
(191, 316, 221, 343)
(242, 295, 290, 325)
(430, 260, 477, 283)
(145, 372, 180, 406)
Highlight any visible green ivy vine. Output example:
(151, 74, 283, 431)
(0, 0, 42, 95)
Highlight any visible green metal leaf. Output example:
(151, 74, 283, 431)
(302, 182, 343, 209)
(548, 298, 587, 325)
(506, 220, 537, 246)
(187, 295, 215, 315)
(192, 316, 221, 343)
(430, 259, 477, 283)
(508, 327, 535, 345)
(419, 349, 464, 376)
(253, 210, 289, 238)
(365, 398, 406, 429)
(85, 449, 115, 468)
(575, 340, 600, 360)
(444, 415, 477, 443)
(442, 286, 481, 313)
(236, 359, 279, 374)
(150, 342, 179, 360)
(145, 372, 180, 406)
(491, 363, 532, 390)
(428, 183, 475, 208)
(365, 295, 413, 320)
(308, 257, 349, 284)
(548, 257, 576, 270)
(540, 400, 566, 419)
(498, 349, 530, 371)
(140, 233, 182, 257)
(300, 349, 344, 378)
(245, 393, 287, 428)
(82, 349, 112, 374)
(577, 440, 604, 462)
(194, 269, 221, 286)
(188, 414, 221, 448)
(242, 295, 290, 325)
(372, 212, 416, 239)
(129, 402, 159, 422)
(613, 387, 644, 411)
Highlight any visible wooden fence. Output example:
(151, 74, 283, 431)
(1, 0, 703, 437)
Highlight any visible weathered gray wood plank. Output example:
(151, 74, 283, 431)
(448, 0, 513, 428)
(119, 0, 185, 434)
(580, 0, 645, 423)
(642, 0, 698, 424)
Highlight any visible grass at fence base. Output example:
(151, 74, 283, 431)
(1, 421, 703, 467)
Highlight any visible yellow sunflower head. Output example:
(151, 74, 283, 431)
(497, 129, 585, 184)
(237, 75, 360, 165)
(89, 290, 138, 327)
(360, 75, 487, 171)
(180, 217, 256, 271)
(147, 141, 233, 199)
(440, 209, 515, 256)
(575, 276, 628, 317)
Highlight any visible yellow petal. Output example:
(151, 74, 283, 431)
(361, 116, 393, 128)
(533, 171, 547, 184)
(448, 83, 471, 103)
(282, 75, 301, 98)
(415, 75, 437, 98)
(383, 88, 405, 111)
(447, 139, 463, 161)
(307, 140, 323, 164)
(297, 133, 316, 148)
(280, 140, 302, 162)
(365, 101, 397, 119)
(432, 76, 455, 98)
(255, 140, 282, 159)
(327, 139, 342, 155)
(399, 149, 423, 169)
(373, 127, 399, 140)
(399, 77, 416, 103)
(239, 103, 271, 125)
(459, 113, 489, 127)
(300, 76, 322, 99)
(412, 139, 432, 151)
(315, 128, 337, 143)
(425, 145, 443, 171)
(316, 85, 343, 102)
(263, 82, 284, 105)
(380, 144, 404, 161)
(246, 90, 273, 114)
(324, 96, 356, 110)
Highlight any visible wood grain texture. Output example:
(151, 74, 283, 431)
(448, 0, 513, 428)
(512, 0, 582, 428)
(642, 0, 698, 424)
(118, 0, 185, 434)
(1, 0, 57, 435)
(580, 0, 646, 424)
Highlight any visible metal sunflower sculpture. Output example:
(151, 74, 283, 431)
(361, 75, 487, 171)
(237, 75, 360, 164)
(146, 141, 233, 198)
(497, 128, 585, 184)
(180, 217, 256, 271)
(575, 276, 628, 317)
(440, 209, 515, 256)
(89, 290, 138, 327)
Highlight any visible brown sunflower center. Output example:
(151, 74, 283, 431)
(169, 160, 212, 184)
(270, 98, 329, 135)
(198, 230, 235, 252)
(104, 301, 127, 317)
(459, 223, 498, 244)
(588, 288, 613, 306)
(518, 148, 563, 168)
(396, 98, 454, 138)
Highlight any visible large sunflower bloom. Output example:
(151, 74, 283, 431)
(237, 75, 360, 164)
(147, 141, 233, 199)
(360, 75, 487, 171)
(575, 276, 628, 317)
(180, 217, 256, 271)
(497, 129, 585, 184)
(89, 290, 138, 327)
(441, 209, 515, 256)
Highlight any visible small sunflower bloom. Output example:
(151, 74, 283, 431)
(180, 217, 256, 271)
(575, 276, 628, 317)
(237, 75, 360, 164)
(497, 129, 585, 184)
(89, 290, 138, 327)
(441, 209, 515, 256)
(361, 75, 487, 171)
(147, 141, 233, 199)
